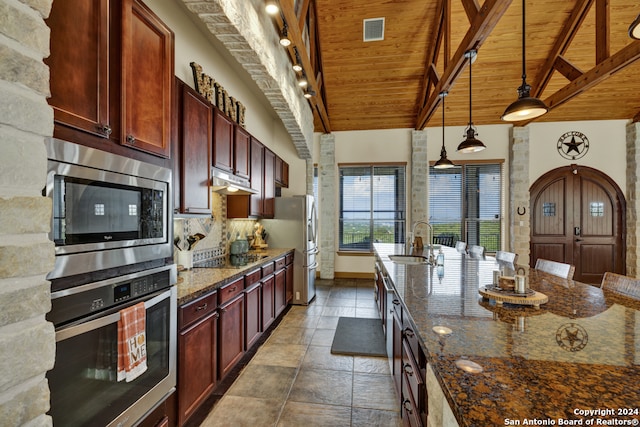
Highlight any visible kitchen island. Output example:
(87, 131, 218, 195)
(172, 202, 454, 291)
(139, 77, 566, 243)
(374, 243, 640, 427)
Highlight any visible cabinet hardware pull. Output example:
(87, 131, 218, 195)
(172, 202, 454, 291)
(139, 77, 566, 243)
(404, 328, 414, 338)
(393, 299, 400, 306)
(404, 363, 414, 376)
(99, 124, 112, 136)
(196, 303, 207, 311)
(214, 313, 219, 319)
(402, 399, 413, 413)
(229, 286, 237, 292)
(126, 134, 136, 144)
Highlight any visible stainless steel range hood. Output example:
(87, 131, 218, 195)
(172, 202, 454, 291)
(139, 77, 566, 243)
(210, 167, 257, 195)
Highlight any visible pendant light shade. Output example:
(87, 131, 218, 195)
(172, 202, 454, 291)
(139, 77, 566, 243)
(501, 0, 548, 122)
(457, 50, 486, 154)
(629, 13, 640, 40)
(434, 92, 455, 169)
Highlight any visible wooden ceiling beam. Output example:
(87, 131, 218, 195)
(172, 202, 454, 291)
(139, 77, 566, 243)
(532, 0, 594, 98)
(595, 0, 610, 63)
(633, 109, 640, 124)
(543, 41, 640, 112)
(418, 0, 447, 110)
(460, 0, 481, 23)
(554, 56, 583, 81)
(279, 0, 331, 133)
(416, 0, 513, 130)
(297, 0, 310, 33)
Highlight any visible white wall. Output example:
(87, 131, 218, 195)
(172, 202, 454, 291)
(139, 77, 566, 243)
(315, 120, 628, 275)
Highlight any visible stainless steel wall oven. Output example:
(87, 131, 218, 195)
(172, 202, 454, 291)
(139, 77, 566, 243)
(45, 138, 172, 281)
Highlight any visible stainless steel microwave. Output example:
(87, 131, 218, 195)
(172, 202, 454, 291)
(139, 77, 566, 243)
(45, 139, 172, 280)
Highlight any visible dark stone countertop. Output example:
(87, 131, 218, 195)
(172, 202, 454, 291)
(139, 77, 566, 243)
(176, 248, 293, 305)
(374, 243, 640, 427)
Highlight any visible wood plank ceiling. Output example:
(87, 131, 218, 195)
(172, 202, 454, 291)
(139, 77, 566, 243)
(273, 0, 640, 133)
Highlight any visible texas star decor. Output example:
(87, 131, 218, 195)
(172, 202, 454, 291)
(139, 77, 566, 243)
(557, 131, 589, 160)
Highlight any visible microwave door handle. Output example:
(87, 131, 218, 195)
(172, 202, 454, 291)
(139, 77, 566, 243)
(55, 289, 172, 342)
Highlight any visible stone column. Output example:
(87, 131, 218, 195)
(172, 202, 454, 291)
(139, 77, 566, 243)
(0, 0, 56, 425)
(319, 134, 335, 279)
(411, 130, 429, 238)
(626, 122, 640, 276)
(509, 126, 531, 266)
(306, 158, 314, 196)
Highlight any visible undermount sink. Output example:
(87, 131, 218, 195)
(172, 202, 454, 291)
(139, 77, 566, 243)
(388, 255, 430, 265)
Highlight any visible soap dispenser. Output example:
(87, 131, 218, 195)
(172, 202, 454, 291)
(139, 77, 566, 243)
(436, 248, 445, 266)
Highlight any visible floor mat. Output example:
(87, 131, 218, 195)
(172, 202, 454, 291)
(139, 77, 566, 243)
(330, 317, 387, 357)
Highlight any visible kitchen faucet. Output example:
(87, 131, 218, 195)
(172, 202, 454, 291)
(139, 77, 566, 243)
(411, 220, 435, 264)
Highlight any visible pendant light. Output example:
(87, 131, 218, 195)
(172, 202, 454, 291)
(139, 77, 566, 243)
(629, 13, 640, 39)
(265, 0, 279, 15)
(457, 50, 486, 153)
(501, 0, 548, 121)
(434, 92, 455, 169)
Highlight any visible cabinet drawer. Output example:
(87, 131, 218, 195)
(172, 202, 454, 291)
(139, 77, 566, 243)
(285, 252, 293, 265)
(275, 256, 286, 271)
(261, 261, 275, 277)
(179, 292, 217, 329)
(402, 339, 423, 408)
(218, 277, 245, 305)
(245, 268, 261, 286)
(403, 323, 420, 362)
(401, 369, 423, 427)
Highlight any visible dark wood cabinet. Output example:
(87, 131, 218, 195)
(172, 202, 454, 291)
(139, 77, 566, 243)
(218, 278, 245, 379)
(392, 297, 403, 395)
(275, 156, 289, 188)
(234, 126, 251, 179)
(274, 268, 286, 317)
(175, 80, 212, 215)
(244, 281, 262, 349)
(261, 274, 275, 330)
(285, 254, 294, 304)
(178, 292, 218, 427)
(227, 137, 263, 218)
(121, 0, 173, 157)
(263, 148, 275, 218)
(213, 108, 234, 172)
(47, 0, 174, 160)
(47, 0, 111, 140)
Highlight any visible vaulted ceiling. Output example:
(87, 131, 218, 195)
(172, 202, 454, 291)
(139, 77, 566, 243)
(276, 0, 640, 133)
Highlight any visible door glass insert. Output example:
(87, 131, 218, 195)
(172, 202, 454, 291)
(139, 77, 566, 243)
(590, 202, 604, 217)
(543, 202, 556, 217)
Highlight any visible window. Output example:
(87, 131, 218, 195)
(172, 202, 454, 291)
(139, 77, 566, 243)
(339, 165, 406, 252)
(429, 163, 503, 252)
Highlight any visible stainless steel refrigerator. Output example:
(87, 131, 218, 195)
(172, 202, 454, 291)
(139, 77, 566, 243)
(262, 195, 318, 305)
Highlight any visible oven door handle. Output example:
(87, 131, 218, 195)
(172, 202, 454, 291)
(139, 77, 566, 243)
(55, 288, 174, 342)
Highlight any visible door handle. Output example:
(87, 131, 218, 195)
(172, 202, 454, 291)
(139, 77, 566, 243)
(575, 238, 583, 242)
(574, 226, 581, 236)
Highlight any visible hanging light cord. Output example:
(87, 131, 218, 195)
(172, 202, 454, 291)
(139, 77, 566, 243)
(521, 0, 527, 83)
(468, 54, 473, 126)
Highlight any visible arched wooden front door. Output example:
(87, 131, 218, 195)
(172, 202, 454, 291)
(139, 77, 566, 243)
(530, 165, 626, 284)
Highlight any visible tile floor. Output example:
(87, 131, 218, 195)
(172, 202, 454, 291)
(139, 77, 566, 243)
(199, 278, 402, 427)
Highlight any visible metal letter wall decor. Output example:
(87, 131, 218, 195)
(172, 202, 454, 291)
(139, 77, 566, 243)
(190, 62, 246, 128)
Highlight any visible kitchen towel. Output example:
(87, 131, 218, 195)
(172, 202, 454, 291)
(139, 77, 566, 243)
(117, 302, 148, 382)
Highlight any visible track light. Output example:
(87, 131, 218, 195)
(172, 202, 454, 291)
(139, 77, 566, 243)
(501, 0, 548, 121)
(298, 74, 308, 87)
(279, 24, 291, 47)
(304, 88, 316, 99)
(265, 0, 279, 15)
(293, 47, 303, 72)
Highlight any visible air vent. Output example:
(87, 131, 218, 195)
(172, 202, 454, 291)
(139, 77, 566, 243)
(363, 17, 385, 42)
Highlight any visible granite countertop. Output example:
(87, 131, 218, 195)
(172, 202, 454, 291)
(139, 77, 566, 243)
(176, 248, 293, 305)
(374, 243, 640, 427)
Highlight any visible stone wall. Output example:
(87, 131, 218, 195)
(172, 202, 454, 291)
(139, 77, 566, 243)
(509, 126, 531, 266)
(318, 134, 335, 279)
(626, 122, 640, 277)
(411, 130, 429, 237)
(0, 0, 56, 425)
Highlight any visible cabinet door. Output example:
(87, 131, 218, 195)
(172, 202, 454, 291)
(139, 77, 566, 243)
(392, 300, 403, 395)
(274, 269, 286, 317)
(179, 83, 212, 214)
(178, 311, 218, 426)
(285, 263, 294, 304)
(213, 109, 234, 172)
(275, 156, 283, 185)
(121, 0, 174, 158)
(245, 282, 262, 350)
(249, 137, 264, 216)
(234, 126, 250, 179)
(46, 0, 111, 138)
(218, 293, 245, 379)
(263, 148, 275, 218)
(261, 275, 275, 330)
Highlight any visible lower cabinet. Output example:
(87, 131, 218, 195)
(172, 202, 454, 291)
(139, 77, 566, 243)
(274, 268, 286, 317)
(245, 281, 262, 349)
(218, 292, 245, 379)
(261, 274, 275, 330)
(178, 292, 218, 427)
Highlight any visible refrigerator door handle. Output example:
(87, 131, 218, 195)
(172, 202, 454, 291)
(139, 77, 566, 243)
(304, 247, 319, 255)
(305, 262, 318, 269)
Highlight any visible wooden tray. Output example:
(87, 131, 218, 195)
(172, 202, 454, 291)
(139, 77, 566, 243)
(479, 285, 548, 308)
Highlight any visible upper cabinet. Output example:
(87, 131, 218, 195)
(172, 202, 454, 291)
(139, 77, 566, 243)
(234, 126, 251, 180)
(275, 156, 289, 188)
(46, 0, 174, 159)
(175, 79, 212, 215)
(213, 108, 234, 172)
(121, 0, 174, 157)
(263, 148, 275, 219)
